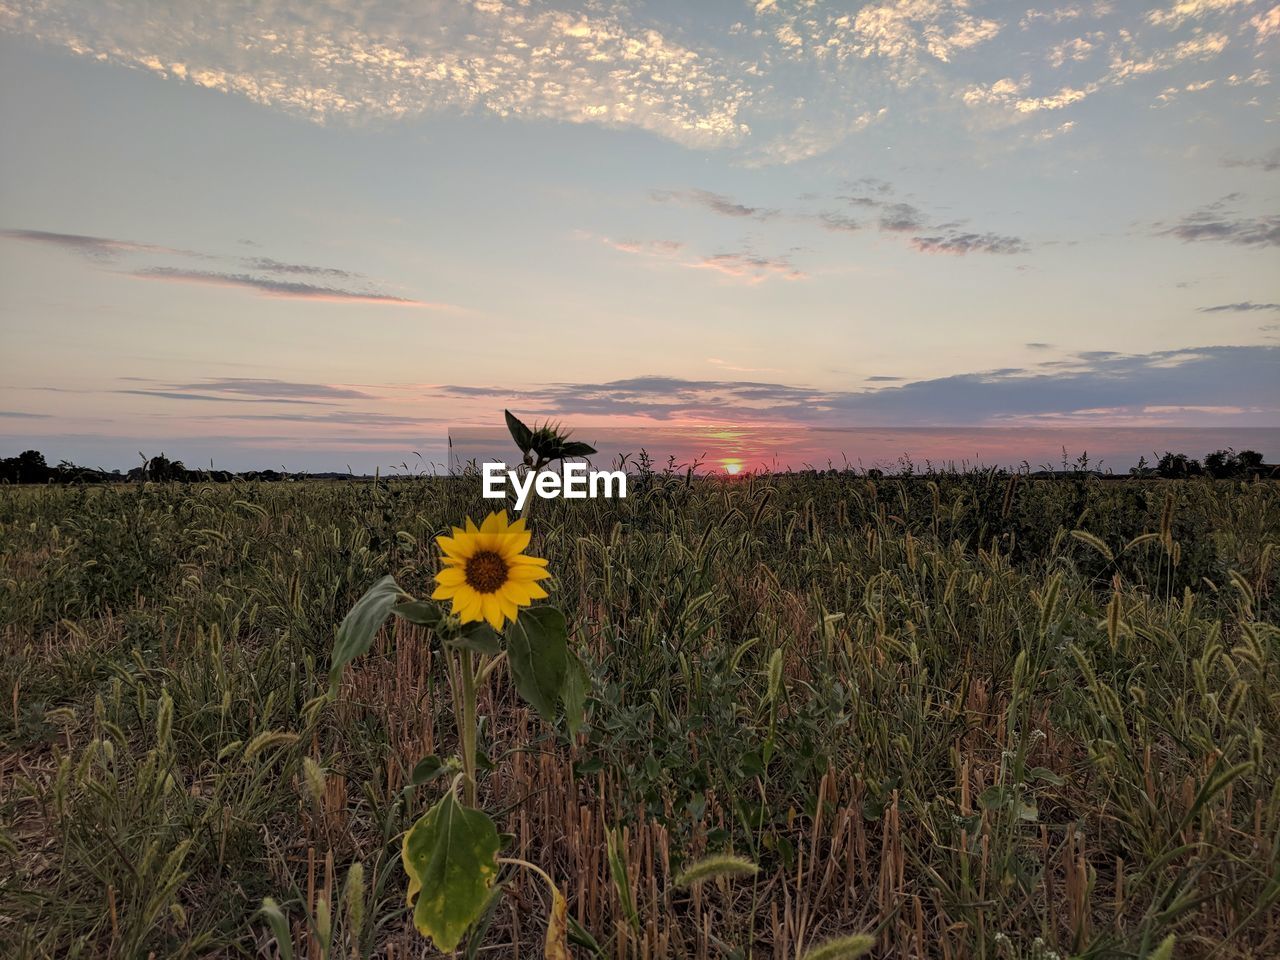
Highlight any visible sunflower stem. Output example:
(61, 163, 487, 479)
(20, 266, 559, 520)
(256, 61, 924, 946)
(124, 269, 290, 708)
(458, 649, 479, 807)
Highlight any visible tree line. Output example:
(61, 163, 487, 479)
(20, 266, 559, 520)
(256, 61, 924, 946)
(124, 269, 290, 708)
(2, 446, 1273, 485)
(0, 450, 288, 484)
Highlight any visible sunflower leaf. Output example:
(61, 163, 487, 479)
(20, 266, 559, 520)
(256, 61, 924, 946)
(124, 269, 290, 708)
(410, 754, 447, 785)
(393, 600, 443, 629)
(505, 410, 533, 453)
(329, 575, 404, 694)
(402, 791, 500, 953)
(507, 606, 569, 721)
(447, 621, 502, 656)
(559, 441, 597, 458)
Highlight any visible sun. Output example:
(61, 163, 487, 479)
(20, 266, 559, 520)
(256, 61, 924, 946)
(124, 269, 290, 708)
(722, 458, 743, 475)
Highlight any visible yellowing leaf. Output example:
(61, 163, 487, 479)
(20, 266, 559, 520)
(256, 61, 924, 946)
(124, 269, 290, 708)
(544, 885, 569, 960)
(402, 791, 500, 952)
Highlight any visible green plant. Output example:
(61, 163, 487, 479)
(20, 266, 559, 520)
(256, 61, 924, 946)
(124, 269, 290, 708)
(331, 526, 585, 953)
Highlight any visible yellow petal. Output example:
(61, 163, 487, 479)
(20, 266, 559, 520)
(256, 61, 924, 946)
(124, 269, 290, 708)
(480, 512, 503, 534)
(438, 534, 473, 560)
(497, 530, 532, 559)
(431, 584, 458, 600)
(500, 583, 537, 605)
(509, 554, 549, 567)
(456, 592, 484, 624)
(435, 567, 466, 586)
(482, 595, 504, 630)
(497, 594, 519, 622)
(508, 565, 551, 582)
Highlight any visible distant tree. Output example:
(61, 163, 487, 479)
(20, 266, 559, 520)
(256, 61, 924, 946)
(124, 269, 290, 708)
(0, 449, 51, 484)
(1210, 449, 1268, 479)
(1156, 452, 1202, 478)
(1237, 450, 1265, 473)
(1204, 449, 1233, 479)
(143, 453, 189, 482)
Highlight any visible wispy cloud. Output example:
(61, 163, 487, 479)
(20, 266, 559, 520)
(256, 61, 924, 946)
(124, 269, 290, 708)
(1160, 195, 1280, 247)
(689, 252, 807, 283)
(1198, 301, 1280, 312)
(117, 389, 329, 405)
(592, 231, 804, 284)
(596, 237, 685, 257)
(817, 212, 862, 232)
(813, 183, 1032, 256)
(1222, 147, 1280, 172)
(130, 267, 432, 305)
(910, 232, 1030, 255)
(650, 188, 777, 220)
(202, 411, 440, 426)
(240, 257, 358, 279)
(3, 225, 445, 307)
(0, 228, 192, 259)
(119, 378, 373, 404)
(166, 378, 372, 400)
(430, 346, 1279, 425)
(878, 202, 927, 232)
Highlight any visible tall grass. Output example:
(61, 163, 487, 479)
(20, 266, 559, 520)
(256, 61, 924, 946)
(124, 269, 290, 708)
(1, 471, 1276, 957)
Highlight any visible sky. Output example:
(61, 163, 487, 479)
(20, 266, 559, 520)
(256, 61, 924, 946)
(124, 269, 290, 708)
(0, 0, 1277, 473)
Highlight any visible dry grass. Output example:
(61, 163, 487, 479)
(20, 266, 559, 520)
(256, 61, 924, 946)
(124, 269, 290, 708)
(1, 471, 1277, 958)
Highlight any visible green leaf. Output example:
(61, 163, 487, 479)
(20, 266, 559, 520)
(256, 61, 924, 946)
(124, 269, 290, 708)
(329, 575, 404, 693)
(393, 600, 443, 629)
(505, 409, 533, 453)
(410, 755, 445, 785)
(567, 914, 605, 957)
(573, 757, 605, 777)
(1030, 766, 1066, 786)
(561, 651, 590, 737)
(559, 441, 597, 458)
(978, 785, 1009, 811)
(446, 621, 502, 656)
(506, 606, 569, 721)
(257, 898, 295, 960)
(462, 882, 507, 960)
(606, 827, 639, 933)
(402, 791, 500, 953)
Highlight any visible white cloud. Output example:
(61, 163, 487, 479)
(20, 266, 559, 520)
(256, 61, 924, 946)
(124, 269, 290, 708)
(1249, 4, 1280, 40)
(1146, 0, 1255, 29)
(0, 0, 752, 148)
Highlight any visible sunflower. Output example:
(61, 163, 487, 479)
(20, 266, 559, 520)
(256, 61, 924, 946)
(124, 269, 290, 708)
(432, 511, 550, 630)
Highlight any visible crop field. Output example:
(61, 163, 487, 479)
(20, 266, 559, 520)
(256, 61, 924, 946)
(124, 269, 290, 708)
(0, 472, 1277, 959)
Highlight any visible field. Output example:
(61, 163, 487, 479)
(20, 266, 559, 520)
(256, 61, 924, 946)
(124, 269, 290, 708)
(1, 472, 1277, 959)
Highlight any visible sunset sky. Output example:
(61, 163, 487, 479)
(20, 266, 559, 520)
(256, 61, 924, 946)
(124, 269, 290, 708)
(1, 0, 1277, 472)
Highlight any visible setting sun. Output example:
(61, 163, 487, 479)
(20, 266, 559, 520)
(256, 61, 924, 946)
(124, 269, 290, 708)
(722, 459, 743, 475)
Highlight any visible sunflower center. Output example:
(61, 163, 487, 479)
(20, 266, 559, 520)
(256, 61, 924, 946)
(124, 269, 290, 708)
(464, 550, 509, 594)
